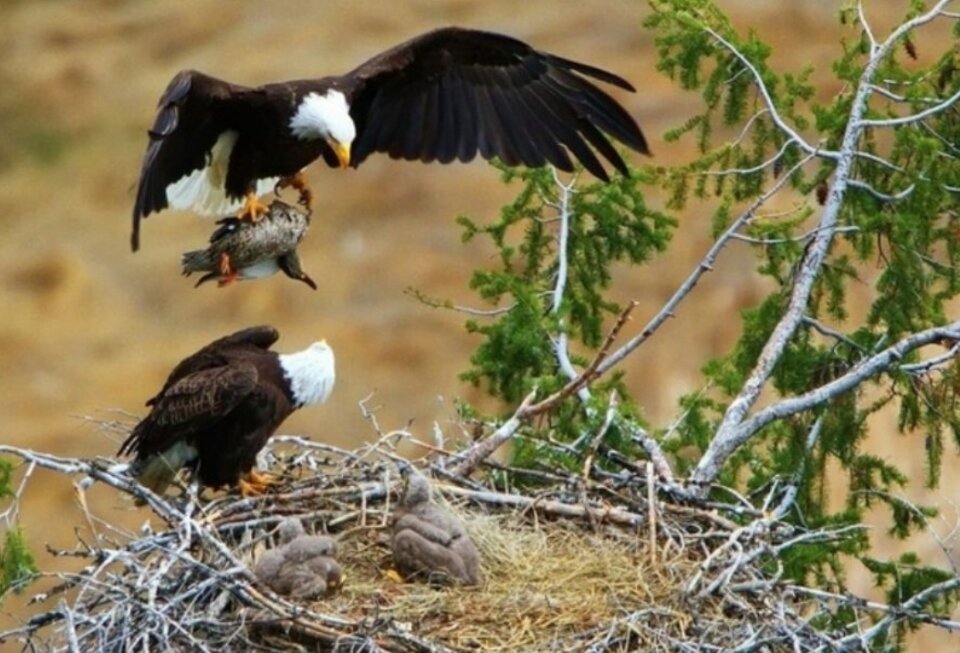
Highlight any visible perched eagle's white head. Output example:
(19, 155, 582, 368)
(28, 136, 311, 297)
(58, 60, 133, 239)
(290, 90, 355, 168)
(279, 339, 336, 407)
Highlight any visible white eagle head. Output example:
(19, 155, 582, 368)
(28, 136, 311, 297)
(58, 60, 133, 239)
(290, 90, 355, 168)
(279, 339, 336, 407)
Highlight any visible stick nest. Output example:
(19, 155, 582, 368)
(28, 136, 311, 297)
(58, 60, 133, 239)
(4, 436, 834, 652)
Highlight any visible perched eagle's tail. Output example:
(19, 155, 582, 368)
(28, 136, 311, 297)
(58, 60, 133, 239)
(128, 442, 198, 503)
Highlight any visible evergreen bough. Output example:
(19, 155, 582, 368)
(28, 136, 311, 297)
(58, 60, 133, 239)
(441, 2, 960, 648)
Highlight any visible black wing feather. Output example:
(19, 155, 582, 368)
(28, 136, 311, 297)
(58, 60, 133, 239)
(434, 73, 459, 164)
(419, 81, 441, 162)
(514, 86, 574, 171)
(544, 69, 647, 152)
(472, 81, 499, 161)
(448, 73, 478, 162)
(487, 80, 534, 167)
(131, 70, 245, 251)
(368, 91, 405, 153)
(346, 27, 649, 177)
(399, 85, 428, 160)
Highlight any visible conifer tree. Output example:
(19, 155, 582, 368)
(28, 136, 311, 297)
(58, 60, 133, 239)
(448, 2, 960, 647)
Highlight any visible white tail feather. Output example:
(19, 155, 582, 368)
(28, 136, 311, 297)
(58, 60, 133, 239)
(165, 131, 279, 216)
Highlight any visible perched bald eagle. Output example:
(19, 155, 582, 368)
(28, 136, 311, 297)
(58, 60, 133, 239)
(118, 326, 335, 498)
(131, 26, 650, 250)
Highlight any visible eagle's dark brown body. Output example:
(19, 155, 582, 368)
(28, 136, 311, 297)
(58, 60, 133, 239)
(118, 326, 335, 494)
(131, 26, 650, 250)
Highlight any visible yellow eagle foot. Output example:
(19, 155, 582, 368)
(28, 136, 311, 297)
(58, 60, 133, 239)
(275, 172, 314, 211)
(237, 469, 279, 497)
(237, 192, 270, 222)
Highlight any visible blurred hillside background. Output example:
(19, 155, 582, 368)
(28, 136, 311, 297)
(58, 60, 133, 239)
(1, 0, 957, 648)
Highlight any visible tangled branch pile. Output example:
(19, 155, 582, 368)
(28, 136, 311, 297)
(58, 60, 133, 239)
(0, 431, 869, 653)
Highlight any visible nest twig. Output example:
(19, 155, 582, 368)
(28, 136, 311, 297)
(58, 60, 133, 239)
(0, 432, 941, 652)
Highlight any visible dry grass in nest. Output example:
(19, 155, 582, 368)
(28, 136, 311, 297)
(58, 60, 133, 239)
(331, 509, 673, 651)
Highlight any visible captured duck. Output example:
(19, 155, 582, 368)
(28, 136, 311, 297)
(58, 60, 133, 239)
(181, 201, 316, 289)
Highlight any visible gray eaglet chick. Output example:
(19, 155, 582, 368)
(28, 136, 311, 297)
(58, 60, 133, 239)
(391, 472, 481, 586)
(280, 517, 338, 563)
(181, 201, 316, 289)
(254, 517, 342, 599)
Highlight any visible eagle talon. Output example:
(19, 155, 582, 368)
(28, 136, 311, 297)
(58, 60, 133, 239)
(238, 469, 280, 496)
(238, 192, 270, 222)
(247, 468, 279, 487)
(238, 477, 266, 497)
(293, 174, 313, 210)
(277, 173, 314, 211)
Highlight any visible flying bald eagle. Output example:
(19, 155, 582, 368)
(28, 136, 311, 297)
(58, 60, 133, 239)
(118, 326, 335, 498)
(131, 26, 650, 250)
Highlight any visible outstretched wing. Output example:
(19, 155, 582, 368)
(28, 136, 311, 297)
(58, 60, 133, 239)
(131, 70, 247, 250)
(119, 362, 259, 457)
(146, 326, 280, 407)
(344, 27, 650, 180)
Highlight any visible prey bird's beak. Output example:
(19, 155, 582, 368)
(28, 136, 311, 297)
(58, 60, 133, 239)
(334, 141, 351, 169)
(299, 273, 318, 290)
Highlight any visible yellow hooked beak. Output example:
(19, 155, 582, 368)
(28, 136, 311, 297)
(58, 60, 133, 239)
(332, 140, 351, 169)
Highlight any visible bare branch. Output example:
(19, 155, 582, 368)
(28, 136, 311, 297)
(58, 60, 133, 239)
(694, 322, 960, 487)
(530, 301, 637, 418)
(858, 86, 960, 128)
(731, 224, 862, 246)
(802, 316, 868, 353)
(548, 168, 591, 404)
(448, 389, 538, 477)
(702, 136, 800, 177)
(856, 1, 878, 54)
(595, 152, 817, 378)
(900, 341, 960, 375)
(773, 416, 823, 520)
(792, 578, 960, 650)
(616, 417, 674, 483)
(702, 26, 819, 155)
(404, 286, 522, 317)
(847, 179, 915, 202)
(687, 3, 957, 491)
